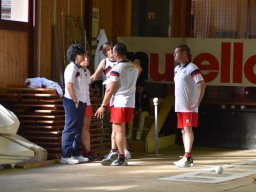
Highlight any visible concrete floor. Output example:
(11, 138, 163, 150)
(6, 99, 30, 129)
(1, 145, 256, 192)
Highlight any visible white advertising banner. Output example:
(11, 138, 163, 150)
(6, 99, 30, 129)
(118, 37, 256, 87)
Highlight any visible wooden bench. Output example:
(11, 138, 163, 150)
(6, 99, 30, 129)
(0, 86, 112, 159)
(0, 87, 64, 159)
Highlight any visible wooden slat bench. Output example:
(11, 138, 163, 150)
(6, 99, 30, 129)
(0, 87, 64, 159)
(0, 86, 112, 159)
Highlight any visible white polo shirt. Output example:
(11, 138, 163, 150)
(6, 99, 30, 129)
(174, 62, 204, 112)
(64, 62, 88, 103)
(109, 60, 139, 108)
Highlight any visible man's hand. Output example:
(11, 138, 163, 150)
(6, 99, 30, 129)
(95, 106, 106, 119)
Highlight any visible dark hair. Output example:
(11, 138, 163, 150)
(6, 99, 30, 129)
(66, 44, 85, 62)
(176, 44, 191, 55)
(113, 42, 127, 56)
(101, 42, 113, 56)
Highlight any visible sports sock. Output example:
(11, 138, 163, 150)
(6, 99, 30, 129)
(184, 152, 192, 158)
(119, 154, 125, 159)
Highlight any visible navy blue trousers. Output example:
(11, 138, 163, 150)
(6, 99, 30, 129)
(61, 97, 86, 157)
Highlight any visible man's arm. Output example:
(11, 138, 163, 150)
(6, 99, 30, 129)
(90, 59, 106, 82)
(188, 80, 206, 110)
(66, 82, 79, 108)
(102, 81, 117, 106)
(95, 81, 117, 119)
(197, 80, 206, 105)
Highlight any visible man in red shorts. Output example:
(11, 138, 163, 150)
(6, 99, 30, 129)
(173, 45, 206, 168)
(95, 42, 141, 166)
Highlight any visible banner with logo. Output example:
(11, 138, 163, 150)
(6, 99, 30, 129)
(118, 37, 256, 87)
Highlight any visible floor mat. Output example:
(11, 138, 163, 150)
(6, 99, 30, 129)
(159, 159, 256, 184)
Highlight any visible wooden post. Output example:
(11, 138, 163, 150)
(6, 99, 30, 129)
(171, 0, 191, 37)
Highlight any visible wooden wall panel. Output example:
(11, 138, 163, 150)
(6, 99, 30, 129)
(68, 0, 83, 18)
(124, 0, 132, 36)
(171, 0, 191, 37)
(36, 0, 54, 79)
(36, 0, 85, 84)
(92, 0, 131, 42)
(0, 0, 133, 88)
(0, 30, 28, 88)
(92, 0, 114, 41)
(112, 0, 131, 40)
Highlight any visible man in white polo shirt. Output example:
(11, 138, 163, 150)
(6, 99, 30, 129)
(60, 44, 89, 165)
(173, 44, 206, 168)
(91, 42, 132, 160)
(95, 42, 141, 166)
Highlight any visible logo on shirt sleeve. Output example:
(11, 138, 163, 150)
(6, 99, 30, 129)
(76, 72, 80, 77)
(110, 71, 119, 77)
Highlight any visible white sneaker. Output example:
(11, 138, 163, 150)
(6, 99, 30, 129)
(60, 157, 79, 165)
(73, 155, 89, 163)
(101, 151, 118, 166)
(111, 157, 128, 166)
(173, 156, 193, 168)
(125, 149, 131, 159)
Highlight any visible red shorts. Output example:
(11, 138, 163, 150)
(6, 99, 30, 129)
(110, 107, 134, 124)
(177, 112, 198, 128)
(84, 105, 93, 117)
